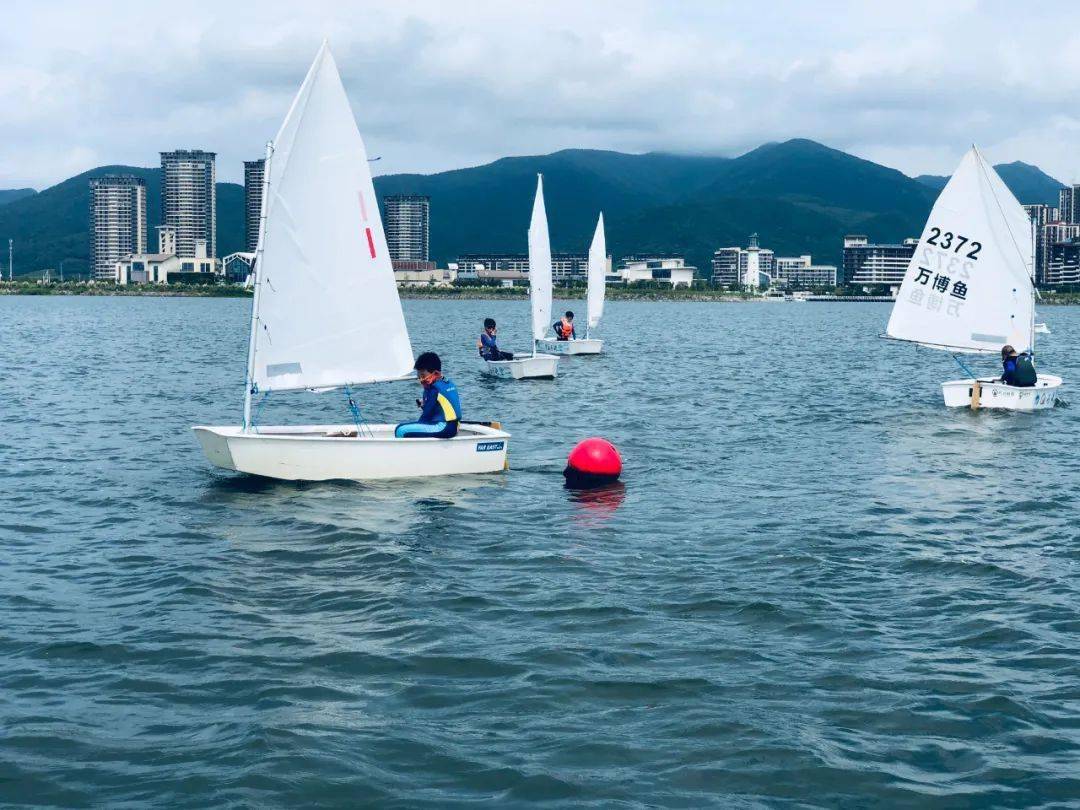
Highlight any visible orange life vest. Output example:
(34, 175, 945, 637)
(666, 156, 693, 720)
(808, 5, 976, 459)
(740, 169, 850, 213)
(558, 318, 574, 338)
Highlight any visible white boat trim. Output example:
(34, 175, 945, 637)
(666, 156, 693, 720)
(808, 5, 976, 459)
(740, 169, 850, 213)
(194, 423, 510, 481)
(481, 353, 560, 379)
(536, 338, 603, 355)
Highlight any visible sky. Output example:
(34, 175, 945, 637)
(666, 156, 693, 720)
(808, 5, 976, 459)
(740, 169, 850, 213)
(4, 0, 1080, 189)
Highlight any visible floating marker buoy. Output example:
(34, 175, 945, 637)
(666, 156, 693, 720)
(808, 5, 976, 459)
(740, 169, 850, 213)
(564, 437, 622, 488)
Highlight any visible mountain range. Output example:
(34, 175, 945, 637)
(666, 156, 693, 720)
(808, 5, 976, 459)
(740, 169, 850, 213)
(0, 140, 1065, 278)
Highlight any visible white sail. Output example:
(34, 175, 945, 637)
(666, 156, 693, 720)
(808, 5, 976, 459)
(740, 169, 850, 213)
(528, 174, 553, 343)
(886, 147, 1034, 354)
(587, 212, 606, 331)
(249, 42, 413, 393)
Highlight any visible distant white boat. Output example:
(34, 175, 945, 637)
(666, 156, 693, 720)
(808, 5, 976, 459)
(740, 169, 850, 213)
(482, 175, 560, 379)
(1034, 319, 1050, 335)
(537, 213, 605, 355)
(194, 43, 509, 480)
(885, 146, 1061, 411)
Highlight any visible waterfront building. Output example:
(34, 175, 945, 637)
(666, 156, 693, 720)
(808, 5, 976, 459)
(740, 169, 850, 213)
(115, 229, 217, 285)
(711, 234, 774, 287)
(394, 266, 457, 288)
(90, 175, 147, 281)
(384, 194, 430, 262)
(1046, 237, 1080, 285)
(161, 150, 217, 258)
(772, 255, 838, 288)
(243, 159, 265, 252)
(616, 255, 695, 288)
(842, 235, 918, 286)
(454, 252, 592, 282)
(222, 252, 256, 284)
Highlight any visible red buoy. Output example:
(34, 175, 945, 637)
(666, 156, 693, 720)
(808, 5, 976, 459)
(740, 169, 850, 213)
(564, 438, 622, 488)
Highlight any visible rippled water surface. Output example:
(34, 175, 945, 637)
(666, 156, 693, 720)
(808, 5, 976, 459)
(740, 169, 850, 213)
(2, 295, 1080, 808)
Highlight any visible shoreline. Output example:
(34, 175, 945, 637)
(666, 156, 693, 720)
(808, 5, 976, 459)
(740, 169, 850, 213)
(4, 282, 1080, 305)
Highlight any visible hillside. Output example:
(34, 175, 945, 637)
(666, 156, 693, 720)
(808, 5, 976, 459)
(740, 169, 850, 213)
(0, 167, 242, 277)
(0, 189, 36, 207)
(916, 161, 1064, 206)
(0, 141, 1063, 278)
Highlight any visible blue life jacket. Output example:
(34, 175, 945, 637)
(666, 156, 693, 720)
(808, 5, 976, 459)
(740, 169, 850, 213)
(1002, 354, 1037, 387)
(419, 377, 461, 423)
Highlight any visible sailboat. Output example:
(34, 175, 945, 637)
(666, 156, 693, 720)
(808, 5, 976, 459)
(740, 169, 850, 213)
(885, 146, 1062, 411)
(193, 43, 510, 480)
(537, 213, 606, 355)
(481, 175, 560, 379)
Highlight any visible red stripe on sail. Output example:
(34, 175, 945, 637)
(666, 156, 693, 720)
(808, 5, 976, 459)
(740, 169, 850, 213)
(357, 191, 368, 222)
(365, 228, 376, 258)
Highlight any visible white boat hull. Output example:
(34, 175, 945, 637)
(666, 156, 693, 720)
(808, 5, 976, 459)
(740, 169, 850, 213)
(536, 338, 603, 355)
(941, 375, 1062, 410)
(192, 423, 510, 481)
(481, 354, 559, 379)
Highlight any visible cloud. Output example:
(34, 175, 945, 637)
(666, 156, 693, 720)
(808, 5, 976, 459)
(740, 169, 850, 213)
(2, 0, 1080, 188)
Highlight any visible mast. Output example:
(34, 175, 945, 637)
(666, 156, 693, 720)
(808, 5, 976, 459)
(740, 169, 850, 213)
(243, 141, 273, 432)
(1030, 211, 1037, 355)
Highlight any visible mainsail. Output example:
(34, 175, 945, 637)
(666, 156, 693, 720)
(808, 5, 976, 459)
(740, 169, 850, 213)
(529, 175, 553, 343)
(587, 212, 606, 331)
(886, 147, 1034, 354)
(248, 42, 413, 394)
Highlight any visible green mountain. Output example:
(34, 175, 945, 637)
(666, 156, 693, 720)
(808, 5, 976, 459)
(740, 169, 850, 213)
(0, 167, 243, 277)
(0, 189, 36, 207)
(0, 141, 1063, 278)
(916, 161, 1064, 207)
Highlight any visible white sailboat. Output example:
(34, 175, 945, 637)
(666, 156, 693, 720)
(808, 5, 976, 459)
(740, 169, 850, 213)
(885, 146, 1062, 411)
(481, 174, 560, 379)
(194, 43, 509, 480)
(537, 213, 605, 355)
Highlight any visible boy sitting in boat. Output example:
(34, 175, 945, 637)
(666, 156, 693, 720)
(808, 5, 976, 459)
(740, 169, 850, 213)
(554, 311, 576, 341)
(395, 352, 461, 439)
(478, 318, 514, 361)
(1001, 345, 1037, 387)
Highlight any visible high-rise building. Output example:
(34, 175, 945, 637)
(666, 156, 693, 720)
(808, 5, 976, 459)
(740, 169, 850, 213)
(244, 159, 265, 252)
(161, 150, 217, 258)
(89, 175, 147, 281)
(383, 194, 430, 262)
(711, 234, 774, 287)
(842, 235, 918, 286)
(1058, 185, 1080, 224)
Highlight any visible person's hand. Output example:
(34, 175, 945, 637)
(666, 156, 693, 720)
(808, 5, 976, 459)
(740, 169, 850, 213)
(416, 398, 422, 408)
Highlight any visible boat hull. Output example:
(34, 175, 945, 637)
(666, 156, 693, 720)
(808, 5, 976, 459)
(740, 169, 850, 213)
(941, 375, 1062, 410)
(192, 423, 510, 481)
(481, 354, 559, 379)
(536, 338, 603, 355)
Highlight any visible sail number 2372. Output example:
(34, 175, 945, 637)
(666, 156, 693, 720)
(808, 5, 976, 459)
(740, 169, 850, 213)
(926, 227, 982, 259)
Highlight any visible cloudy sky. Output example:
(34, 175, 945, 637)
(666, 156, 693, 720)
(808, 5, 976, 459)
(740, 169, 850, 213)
(4, 0, 1080, 189)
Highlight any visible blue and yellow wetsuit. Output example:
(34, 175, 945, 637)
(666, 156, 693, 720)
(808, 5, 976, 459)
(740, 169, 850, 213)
(395, 377, 461, 438)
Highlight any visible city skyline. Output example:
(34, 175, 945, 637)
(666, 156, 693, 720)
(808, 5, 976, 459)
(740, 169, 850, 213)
(5, 1, 1080, 190)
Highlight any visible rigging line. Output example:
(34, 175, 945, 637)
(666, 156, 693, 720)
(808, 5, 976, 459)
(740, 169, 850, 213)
(974, 148, 1035, 289)
(952, 353, 977, 379)
(343, 385, 372, 438)
(251, 391, 270, 433)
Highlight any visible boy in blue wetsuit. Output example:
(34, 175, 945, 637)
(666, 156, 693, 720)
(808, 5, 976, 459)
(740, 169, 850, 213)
(395, 352, 461, 439)
(478, 318, 513, 361)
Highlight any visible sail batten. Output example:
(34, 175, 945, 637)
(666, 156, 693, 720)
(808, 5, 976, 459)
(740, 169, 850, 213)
(587, 213, 606, 331)
(885, 147, 1034, 355)
(248, 44, 413, 394)
(529, 175, 553, 343)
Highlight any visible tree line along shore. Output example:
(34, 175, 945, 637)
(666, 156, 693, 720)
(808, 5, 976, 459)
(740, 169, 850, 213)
(4, 280, 1080, 305)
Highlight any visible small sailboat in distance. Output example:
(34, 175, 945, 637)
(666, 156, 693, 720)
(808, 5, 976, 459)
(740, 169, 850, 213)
(193, 43, 510, 480)
(885, 146, 1062, 410)
(481, 175, 560, 379)
(538, 213, 605, 355)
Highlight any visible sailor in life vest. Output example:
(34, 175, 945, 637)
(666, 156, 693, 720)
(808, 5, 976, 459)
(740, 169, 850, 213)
(1000, 345, 1037, 387)
(395, 352, 461, 439)
(554, 310, 577, 341)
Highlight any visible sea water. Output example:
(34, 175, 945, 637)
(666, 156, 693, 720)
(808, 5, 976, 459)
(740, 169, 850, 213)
(1, 296, 1078, 806)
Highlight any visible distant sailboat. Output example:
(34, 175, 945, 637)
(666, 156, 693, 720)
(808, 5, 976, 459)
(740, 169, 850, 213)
(538, 213, 605, 355)
(885, 146, 1062, 410)
(481, 175, 560, 379)
(193, 43, 510, 479)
